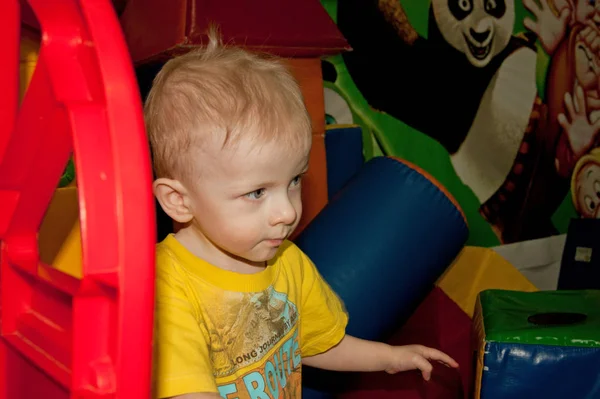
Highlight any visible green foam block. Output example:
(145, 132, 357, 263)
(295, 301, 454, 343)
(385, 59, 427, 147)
(478, 289, 600, 348)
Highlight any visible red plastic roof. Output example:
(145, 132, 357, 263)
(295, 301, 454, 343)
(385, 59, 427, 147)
(119, 0, 350, 63)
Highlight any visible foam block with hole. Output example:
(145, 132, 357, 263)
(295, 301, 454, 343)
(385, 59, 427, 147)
(474, 290, 600, 399)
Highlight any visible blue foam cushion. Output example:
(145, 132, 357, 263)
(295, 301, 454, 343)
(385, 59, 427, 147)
(298, 156, 468, 398)
(296, 156, 468, 341)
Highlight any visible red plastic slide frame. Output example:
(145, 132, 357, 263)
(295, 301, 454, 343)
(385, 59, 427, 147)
(0, 1, 155, 398)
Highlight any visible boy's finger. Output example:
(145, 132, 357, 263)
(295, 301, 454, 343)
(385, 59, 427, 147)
(412, 355, 433, 380)
(421, 369, 432, 381)
(421, 347, 459, 368)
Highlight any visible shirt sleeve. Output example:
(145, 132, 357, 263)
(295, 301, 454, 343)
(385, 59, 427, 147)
(153, 251, 218, 398)
(298, 250, 349, 357)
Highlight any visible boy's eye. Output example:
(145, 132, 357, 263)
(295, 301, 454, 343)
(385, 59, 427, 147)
(290, 175, 303, 187)
(246, 188, 265, 200)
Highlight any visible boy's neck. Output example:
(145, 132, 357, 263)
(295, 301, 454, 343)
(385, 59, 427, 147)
(174, 227, 267, 274)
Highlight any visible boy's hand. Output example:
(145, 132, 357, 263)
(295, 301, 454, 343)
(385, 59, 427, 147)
(384, 344, 459, 381)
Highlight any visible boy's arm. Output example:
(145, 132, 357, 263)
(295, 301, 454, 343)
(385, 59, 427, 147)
(302, 335, 391, 372)
(302, 335, 458, 380)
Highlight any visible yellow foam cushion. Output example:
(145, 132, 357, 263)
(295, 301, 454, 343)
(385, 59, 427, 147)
(436, 246, 538, 318)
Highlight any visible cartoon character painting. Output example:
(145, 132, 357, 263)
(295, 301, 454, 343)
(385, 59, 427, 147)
(571, 148, 600, 218)
(326, 0, 600, 244)
(534, 2, 600, 223)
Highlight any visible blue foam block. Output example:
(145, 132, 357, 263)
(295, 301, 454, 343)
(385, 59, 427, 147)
(475, 289, 600, 398)
(324, 125, 364, 200)
(481, 343, 600, 398)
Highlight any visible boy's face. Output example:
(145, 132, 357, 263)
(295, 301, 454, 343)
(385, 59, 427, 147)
(187, 133, 310, 267)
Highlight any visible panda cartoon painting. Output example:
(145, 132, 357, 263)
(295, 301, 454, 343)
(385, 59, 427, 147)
(433, 0, 515, 68)
(432, 0, 539, 208)
(336, 0, 538, 152)
(335, 0, 555, 242)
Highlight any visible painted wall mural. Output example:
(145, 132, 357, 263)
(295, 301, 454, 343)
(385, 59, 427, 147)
(322, 0, 600, 247)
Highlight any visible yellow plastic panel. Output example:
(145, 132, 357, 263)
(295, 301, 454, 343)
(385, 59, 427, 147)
(38, 187, 83, 279)
(20, 29, 40, 101)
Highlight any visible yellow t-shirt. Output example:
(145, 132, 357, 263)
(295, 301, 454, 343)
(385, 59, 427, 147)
(153, 234, 348, 398)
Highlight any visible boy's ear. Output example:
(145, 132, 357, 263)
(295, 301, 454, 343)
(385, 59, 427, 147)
(153, 178, 194, 224)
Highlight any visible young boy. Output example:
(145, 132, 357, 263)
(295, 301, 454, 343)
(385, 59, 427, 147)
(146, 28, 458, 399)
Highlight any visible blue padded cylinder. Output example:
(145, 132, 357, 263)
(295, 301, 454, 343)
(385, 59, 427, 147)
(296, 156, 468, 342)
(297, 156, 468, 398)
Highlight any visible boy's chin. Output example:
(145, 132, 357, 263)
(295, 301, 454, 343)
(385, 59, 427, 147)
(243, 248, 280, 265)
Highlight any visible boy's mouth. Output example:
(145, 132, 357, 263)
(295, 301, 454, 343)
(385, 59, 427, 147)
(265, 238, 285, 246)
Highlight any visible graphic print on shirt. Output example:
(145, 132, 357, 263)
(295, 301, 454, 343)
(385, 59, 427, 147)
(204, 285, 301, 398)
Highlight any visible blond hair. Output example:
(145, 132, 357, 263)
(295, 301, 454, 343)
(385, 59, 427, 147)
(144, 27, 312, 181)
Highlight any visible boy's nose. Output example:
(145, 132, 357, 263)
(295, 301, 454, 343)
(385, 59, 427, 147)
(270, 198, 297, 226)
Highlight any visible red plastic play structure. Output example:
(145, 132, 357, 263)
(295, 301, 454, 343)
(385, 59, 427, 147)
(0, 0, 155, 397)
